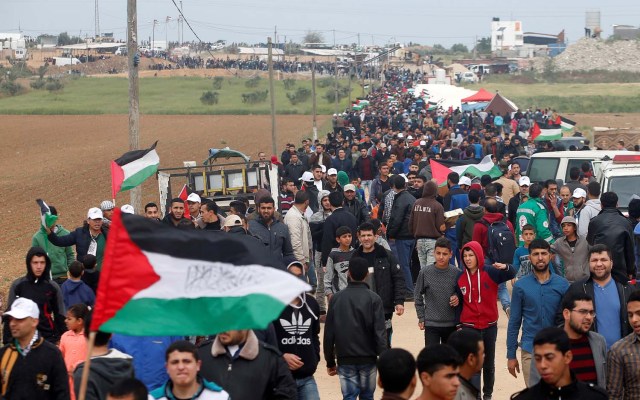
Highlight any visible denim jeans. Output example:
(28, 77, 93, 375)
(463, 324, 497, 398)
(445, 229, 460, 268)
(498, 282, 511, 311)
(424, 325, 457, 347)
(296, 376, 320, 400)
(416, 238, 437, 267)
(390, 239, 415, 293)
(307, 255, 318, 287)
(337, 364, 377, 400)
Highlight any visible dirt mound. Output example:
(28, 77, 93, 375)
(534, 38, 640, 72)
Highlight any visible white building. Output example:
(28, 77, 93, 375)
(491, 20, 523, 52)
(0, 33, 25, 50)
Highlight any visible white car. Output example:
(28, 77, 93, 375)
(461, 72, 478, 83)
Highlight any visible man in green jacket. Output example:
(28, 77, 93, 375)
(515, 183, 554, 246)
(31, 205, 74, 285)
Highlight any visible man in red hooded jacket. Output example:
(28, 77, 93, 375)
(456, 241, 516, 400)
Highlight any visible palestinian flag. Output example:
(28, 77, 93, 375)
(177, 184, 191, 219)
(430, 156, 502, 186)
(533, 122, 563, 141)
(90, 210, 310, 336)
(36, 199, 57, 229)
(111, 141, 160, 199)
(560, 116, 576, 132)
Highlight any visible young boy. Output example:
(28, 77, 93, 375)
(513, 224, 535, 278)
(81, 254, 100, 294)
(324, 226, 355, 299)
(414, 237, 460, 346)
(61, 261, 96, 309)
(351, 177, 366, 203)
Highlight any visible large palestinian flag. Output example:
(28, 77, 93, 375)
(430, 156, 502, 186)
(91, 210, 310, 336)
(111, 141, 160, 198)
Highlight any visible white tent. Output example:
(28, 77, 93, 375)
(413, 84, 477, 110)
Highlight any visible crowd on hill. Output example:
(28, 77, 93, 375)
(3, 67, 640, 400)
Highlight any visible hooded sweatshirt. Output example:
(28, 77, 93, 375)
(577, 199, 601, 238)
(457, 241, 516, 329)
(457, 204, 484, 248)
(409, 181, 445, 239)
(61, 279, 96, 309)
(32, 225, 74, 279)
(3, 247, 67, 344)
(73, 349, 134, 400)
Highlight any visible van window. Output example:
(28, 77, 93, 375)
(527, 158, 559, 183)
(565, 159, 587, 183)
(608, 176, 640, 210)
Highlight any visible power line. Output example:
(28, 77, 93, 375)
(167, 0, 216, 58)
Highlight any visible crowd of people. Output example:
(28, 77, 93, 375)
(3, 66, 640, 400)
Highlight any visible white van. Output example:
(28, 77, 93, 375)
(599, 154, 640, 213)
(525, 150, 640, 184)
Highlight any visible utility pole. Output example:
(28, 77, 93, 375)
(333, 29, 338, 114)
(473, 35, 477, 59)
(127, 0, 141, 212)
(311, 58, 317, 141)
(180, 1, 184, 44)
(95, 0, 100, 41)
(268, 37, 277, 157)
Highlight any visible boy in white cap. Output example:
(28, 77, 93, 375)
(0, 297, 70, 399)
(186, 193, 202, 222)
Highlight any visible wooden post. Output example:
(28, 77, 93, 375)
(268, 37, 277, 157)
(77, 331, 97, 400)
(311, 58, 317, 141)
(127, 0, 141, 213)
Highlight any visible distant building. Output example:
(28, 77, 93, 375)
(491, 19, 523, 52)
(613, 25, 640, 40)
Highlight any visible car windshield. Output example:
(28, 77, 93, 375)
(608, 176, 640, 210)
(527, 158, 559, 183)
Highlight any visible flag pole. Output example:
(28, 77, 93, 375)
(77, 331, 97, 400)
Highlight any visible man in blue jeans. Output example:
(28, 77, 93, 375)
(324, 257, 388, 400)
(386, 175, 417, 296)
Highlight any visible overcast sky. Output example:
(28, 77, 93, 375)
(3, 0, 640, 48)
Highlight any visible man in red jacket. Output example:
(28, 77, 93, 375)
(457, 241, 516, 400)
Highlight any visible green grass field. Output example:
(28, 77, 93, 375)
(0, 76, 358, 115)
(464, 81, 640, 113)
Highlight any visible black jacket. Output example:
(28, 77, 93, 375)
(343, 197, 370, 226)
(161, 214, 195, 230)
(586, 208, 636, 284)
(198, 332, 296, 400)
(304, 184, 320, 214)
(284, 161, 305, 183)
(323, 281, 387, 368)
(508, 194, 525, 227)
(273, 294, 320, 379)
(73, 349, 135, 400)
(4, 248, 66, 345)
(511, 374, 607, 399)
(47, 223, 109, 262)
(0, 337, 69, 400)
(321, 208, 358, 265)
(353, 243, 406, 314)
(565, 277, 636, 339)
(386, 190, 416, 240)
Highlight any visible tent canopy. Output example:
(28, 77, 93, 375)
(413, 84, 476, 110)
(484, 92, 518, 115)
(461, 88, 494, 103)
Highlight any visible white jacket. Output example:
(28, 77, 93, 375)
(578, 199, 601, 237)
(284, 204, 312, 264)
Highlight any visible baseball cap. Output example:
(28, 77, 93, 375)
(572, 188, 587, 198)
(407, 135, 413, 140)
(344, 184, 356, 192)
(120, 204, 134, 214)
(299, 171, 314, 182)
(380, 142, 387, 148)
(3, 298, 39, 320)
(100, 200, 115, 211)
(420, 140, 426, 146)
(459, 176, 472, 186)
(327, 168, 337, 176)
(518, 176, 531, 186)
(186, 193, 201, 203)
(561, 216, 577, 226)
(87, 207, 103, 220)
(320, 165, 327, 173)
(397, 133, 404, 138)
(223, 214, 243, 228)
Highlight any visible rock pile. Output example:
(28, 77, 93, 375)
(538, 38, 640, 72)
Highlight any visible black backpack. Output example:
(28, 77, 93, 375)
(483, 220, 516, 264)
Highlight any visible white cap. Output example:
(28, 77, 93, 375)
(327, 168, 338, 176)
(223, 214, 243, 228)
(519, 176, 531, 186)
(459, 176, 472, 186)
(407, 135, 413, 140)
(320, 165, 327, 173)
(397, 133, 404, 138)
(120, 204, 134, 214)
(420, 140, 427, 146)
(3, 298, 39, 320)
(299, 171, 314, 182)
(186, 193, 201, 203)
(572, 188, 587, 198)
(87, 207, 103, 220)
(344, 184, 356, 192)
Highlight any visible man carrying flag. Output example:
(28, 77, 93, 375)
(33, 200, 74, 285)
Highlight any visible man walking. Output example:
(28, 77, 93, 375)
(577, 181, 601, 237)
(249, 196, 294, 268)
(448, 330, 484, 400)
(607, 290, 640, 399)
(32, 205, 74, 285)
(284, 191, 313, 276)
(410, 180, 446, 268)
(386, 175, 417, 295)
(324, 257, 387, 400)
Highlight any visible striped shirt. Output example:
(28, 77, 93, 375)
(570, 336, 597, 384)
(607, 333, 640, 400)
